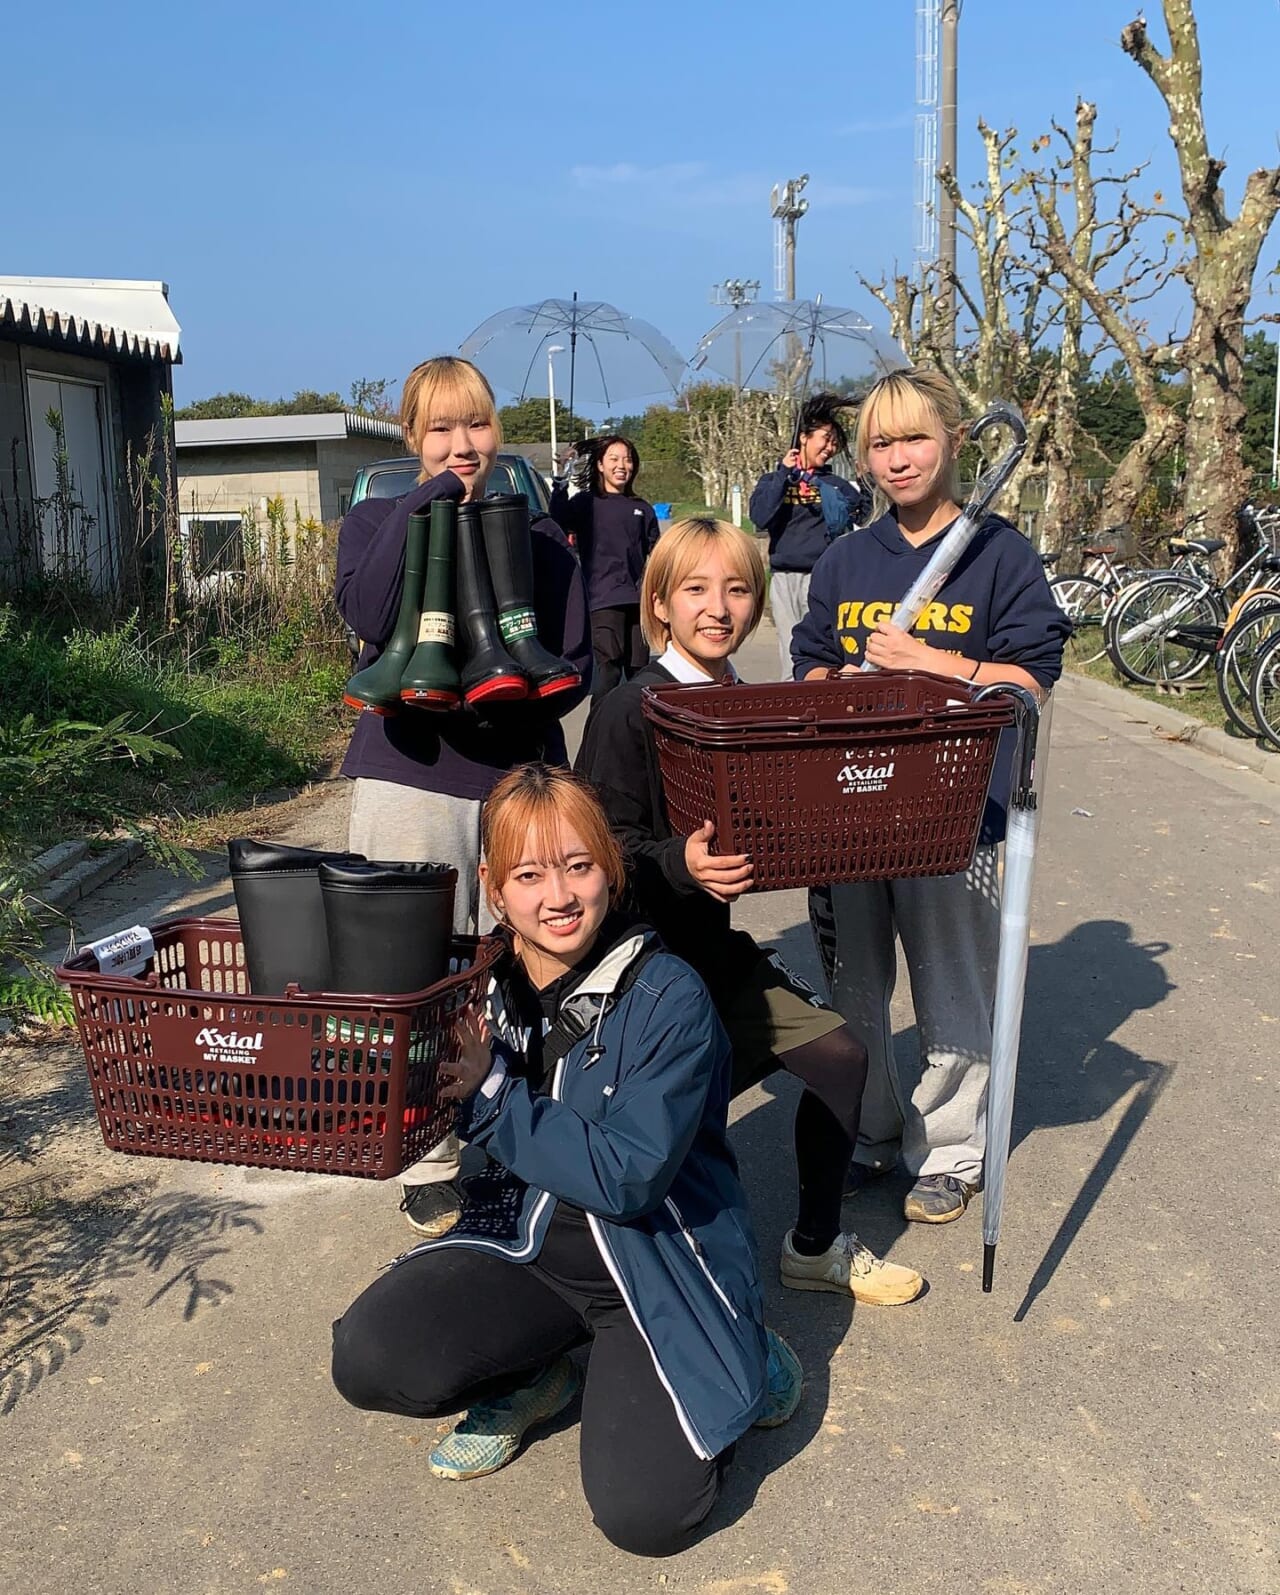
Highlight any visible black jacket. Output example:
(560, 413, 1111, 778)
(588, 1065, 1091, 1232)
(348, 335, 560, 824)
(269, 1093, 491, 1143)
(574, 661, 760, 995)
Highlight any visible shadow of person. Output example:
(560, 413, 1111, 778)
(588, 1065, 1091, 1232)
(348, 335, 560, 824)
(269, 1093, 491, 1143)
(759, 913, 1175, 1321)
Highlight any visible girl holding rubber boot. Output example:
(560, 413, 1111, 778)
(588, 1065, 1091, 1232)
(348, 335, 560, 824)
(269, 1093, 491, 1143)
(791, 367, 1068, 1225)
(331, 765, 795, 1556)
(335, 356, 591, 1236)
(575, 517, 923, 1307)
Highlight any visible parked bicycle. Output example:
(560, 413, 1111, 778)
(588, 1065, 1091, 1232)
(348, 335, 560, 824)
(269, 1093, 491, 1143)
(1047, 515, 1201, 667)
(1248, 621, 1280, 751)
(1214, 596, 1280, 738)
(1103, 505, 1280, 687)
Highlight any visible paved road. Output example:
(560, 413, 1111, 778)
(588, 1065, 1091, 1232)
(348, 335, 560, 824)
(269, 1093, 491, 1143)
(4, 629, 1278, 1595)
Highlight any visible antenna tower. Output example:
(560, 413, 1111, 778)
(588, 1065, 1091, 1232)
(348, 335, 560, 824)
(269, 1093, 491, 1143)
(914, 0, 941, 274)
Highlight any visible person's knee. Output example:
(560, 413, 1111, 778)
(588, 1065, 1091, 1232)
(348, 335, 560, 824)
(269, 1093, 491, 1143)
(330, 1313, 450, 1417)
(585, 1475, 719, 1558)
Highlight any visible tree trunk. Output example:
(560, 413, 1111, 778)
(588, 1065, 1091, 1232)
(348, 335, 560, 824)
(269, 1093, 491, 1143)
(1098, 406, 1183, 533)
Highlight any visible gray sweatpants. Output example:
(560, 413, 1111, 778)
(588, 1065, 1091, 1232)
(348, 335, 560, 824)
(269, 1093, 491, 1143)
(348, 778, 497, 1188)
(810, 844, 1001, 1186)
(769, 570, 812, 679)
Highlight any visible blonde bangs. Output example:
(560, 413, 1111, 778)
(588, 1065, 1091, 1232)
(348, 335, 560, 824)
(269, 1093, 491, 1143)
(640, 518, 767, 649)
(400, 356, 502, 457)
(481, 765, 625, 911)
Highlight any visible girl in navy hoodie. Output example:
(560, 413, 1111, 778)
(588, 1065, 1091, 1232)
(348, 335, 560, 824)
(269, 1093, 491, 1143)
(551, 434, 660, 703)
(336, 356, 592, 1237)
(791, 368, 1068, 1226)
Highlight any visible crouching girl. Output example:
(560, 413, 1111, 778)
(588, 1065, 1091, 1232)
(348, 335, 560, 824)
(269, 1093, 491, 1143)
(331, 765, 785, 1558)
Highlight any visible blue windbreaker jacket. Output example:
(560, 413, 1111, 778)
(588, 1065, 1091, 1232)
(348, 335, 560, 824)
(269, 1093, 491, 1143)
(395, 926, 769, 1460)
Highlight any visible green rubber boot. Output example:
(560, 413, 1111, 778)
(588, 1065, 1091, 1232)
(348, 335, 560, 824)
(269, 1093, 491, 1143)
(342, 511, 429, 716)
(400, 499, 461, 709)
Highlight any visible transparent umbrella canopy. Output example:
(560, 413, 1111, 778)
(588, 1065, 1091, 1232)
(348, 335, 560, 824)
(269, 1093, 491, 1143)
(460, 294, 687, 416)
(691, 299, 908, 395)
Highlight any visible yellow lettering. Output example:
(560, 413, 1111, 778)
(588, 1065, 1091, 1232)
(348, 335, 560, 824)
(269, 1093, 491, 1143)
(948, 604, 973, 635)
(915, 602, 948, 633)
(840, 601, 864, 629)
(862, 600, 892, 628)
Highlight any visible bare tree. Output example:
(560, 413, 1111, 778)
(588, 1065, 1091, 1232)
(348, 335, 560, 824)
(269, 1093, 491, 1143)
(1122, 0, 1280, 563)
(1025, 100, 1187, 538)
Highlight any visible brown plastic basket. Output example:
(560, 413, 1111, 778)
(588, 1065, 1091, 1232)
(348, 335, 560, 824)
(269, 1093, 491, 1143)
(642, 671, 1017, 889)
(56, 918, 502, 1179)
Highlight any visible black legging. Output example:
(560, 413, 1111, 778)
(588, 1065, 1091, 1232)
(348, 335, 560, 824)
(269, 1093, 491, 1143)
(332, 1245, 727, 1557)
(780, 1026, 868, 1255)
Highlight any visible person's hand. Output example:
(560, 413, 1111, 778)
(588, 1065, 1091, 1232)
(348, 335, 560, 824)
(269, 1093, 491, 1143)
(864, 620, 939, 673)
(684, 821, 754, 902)
(440, 1005, 493, 1101)
(782, 448, 802, 470)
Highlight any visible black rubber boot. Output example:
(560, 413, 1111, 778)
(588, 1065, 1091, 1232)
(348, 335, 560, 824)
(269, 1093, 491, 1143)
(342, 511, 429, 715)
(478, 495, 581, 700)
(229, 838, 366, 995)
(400, 499, 461, 709)
(456, 502, 529, 706)
(319, 860, 459, 995)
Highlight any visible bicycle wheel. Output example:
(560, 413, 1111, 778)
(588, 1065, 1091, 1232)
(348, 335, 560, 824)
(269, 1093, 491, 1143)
(1215, 602, 1280, 737)
(1104, 574, 1223, 686)
(1049, 574, 1109, 666)
(1249, 626, 1280, 751)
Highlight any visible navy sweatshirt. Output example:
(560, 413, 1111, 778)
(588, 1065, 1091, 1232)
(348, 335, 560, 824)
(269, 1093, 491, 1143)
(336, 472, 592, 801)
(749, 465, 871, 573)
(553, 490, 660, 610)
(791, 510, 1069, 839)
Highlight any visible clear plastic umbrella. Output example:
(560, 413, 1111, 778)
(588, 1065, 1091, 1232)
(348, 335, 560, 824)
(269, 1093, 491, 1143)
(691, 299, 908, 396)
(460, 293, 687, 417)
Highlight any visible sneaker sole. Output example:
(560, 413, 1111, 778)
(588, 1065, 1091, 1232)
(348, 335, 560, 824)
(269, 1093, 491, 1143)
(780, 1268, 924, 1306)
(903, 1202, 969, 1225)
(402, 1210, 462, 1239)
(428, 1366, 580, 1481)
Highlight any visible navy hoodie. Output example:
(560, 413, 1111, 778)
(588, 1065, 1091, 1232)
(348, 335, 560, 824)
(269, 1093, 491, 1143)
(791, 510, 1069, 839)
(553, 489, 660, 610)
(749, 465, 871, 573)
(336, 472, 592, 801)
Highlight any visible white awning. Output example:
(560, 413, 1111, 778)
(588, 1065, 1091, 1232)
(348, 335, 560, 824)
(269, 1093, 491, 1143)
(0, 276, 181, 363)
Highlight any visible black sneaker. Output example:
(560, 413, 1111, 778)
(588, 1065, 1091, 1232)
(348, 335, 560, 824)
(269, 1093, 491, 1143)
(399, 1182, 462, 1238)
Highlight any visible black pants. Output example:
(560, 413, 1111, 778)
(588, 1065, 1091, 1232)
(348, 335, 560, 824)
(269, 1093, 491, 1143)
(590, 605, 649, 702)
(331, 1245, 726, 1557)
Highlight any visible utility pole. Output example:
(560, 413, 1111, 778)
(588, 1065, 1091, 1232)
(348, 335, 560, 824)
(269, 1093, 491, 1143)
(938, 0, 960, 355)
(771, 176, 809, 302)
(711, 278, 760, 391)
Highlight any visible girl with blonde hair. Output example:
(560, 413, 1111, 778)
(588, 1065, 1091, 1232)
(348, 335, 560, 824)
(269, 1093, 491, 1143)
(335, 355, 592, 1236)
(792, 367, 1068, 1224)
(576, 517, 923, 1306)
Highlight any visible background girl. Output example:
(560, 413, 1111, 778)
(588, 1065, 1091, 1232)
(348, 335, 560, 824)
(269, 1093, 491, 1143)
(551, 434, 660, 702)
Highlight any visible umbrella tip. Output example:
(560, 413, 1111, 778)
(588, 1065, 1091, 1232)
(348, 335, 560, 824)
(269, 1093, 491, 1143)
(982, 1243, 996, 1294)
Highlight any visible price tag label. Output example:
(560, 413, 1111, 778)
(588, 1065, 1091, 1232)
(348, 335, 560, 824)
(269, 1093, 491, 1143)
(85, 924, 155, 977)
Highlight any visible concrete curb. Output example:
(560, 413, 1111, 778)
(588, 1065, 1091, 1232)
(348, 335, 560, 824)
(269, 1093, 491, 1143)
(1058, 670, 1280, 787)
(37, 839, 145, 914)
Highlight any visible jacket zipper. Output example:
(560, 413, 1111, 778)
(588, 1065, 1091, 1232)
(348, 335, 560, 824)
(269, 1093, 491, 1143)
(665, 1197, 738, 1319)
(550, 1030, 713, 1463)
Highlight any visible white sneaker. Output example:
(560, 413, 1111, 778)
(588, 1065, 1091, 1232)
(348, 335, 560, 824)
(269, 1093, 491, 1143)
(780, 1230, 924, 1306)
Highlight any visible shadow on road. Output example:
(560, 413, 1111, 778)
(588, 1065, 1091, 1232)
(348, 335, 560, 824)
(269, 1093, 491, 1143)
(0, 1178, 264, 1417)
(739, 914, 1174, 1324)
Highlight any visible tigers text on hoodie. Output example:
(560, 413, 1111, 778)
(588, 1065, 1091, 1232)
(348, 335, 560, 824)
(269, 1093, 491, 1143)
(790, 510, 1069, 838)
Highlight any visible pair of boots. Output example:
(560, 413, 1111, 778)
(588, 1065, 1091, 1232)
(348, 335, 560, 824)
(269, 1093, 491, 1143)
(343, 495, 579, 717)
(229, 839, 457, 997)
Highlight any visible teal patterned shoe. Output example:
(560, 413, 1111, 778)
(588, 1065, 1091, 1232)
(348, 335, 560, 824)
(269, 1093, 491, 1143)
(753, 1328, 803, 1428)
(428, 1357, 580, 1481)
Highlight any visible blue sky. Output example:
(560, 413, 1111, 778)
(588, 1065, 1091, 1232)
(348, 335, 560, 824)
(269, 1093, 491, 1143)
(7, 0, 1277, 413)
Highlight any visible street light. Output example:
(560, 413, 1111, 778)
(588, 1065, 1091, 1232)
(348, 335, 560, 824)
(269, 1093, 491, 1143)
(547, 344, 565, 479)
